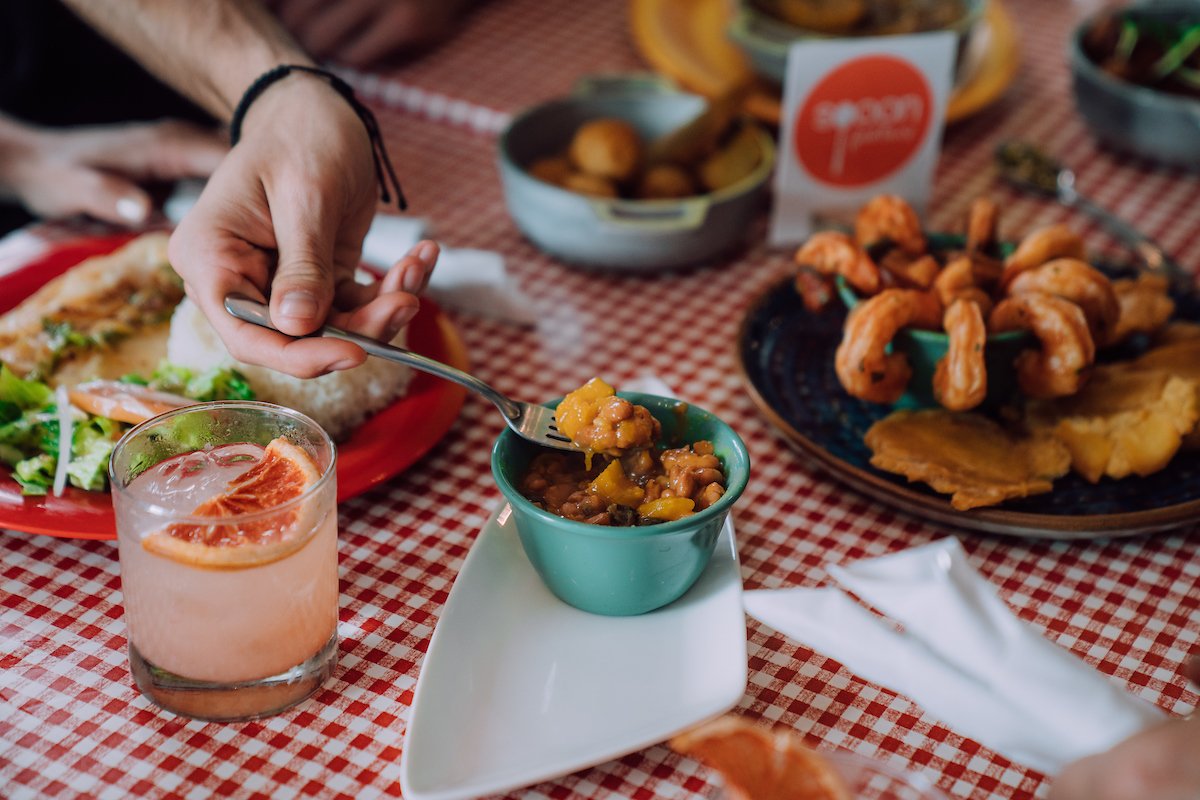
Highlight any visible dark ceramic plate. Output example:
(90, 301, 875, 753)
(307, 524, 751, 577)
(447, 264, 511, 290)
(736, 274, 1200, 539)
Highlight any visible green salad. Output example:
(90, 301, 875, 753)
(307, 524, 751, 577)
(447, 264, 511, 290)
(0, 363, 253, 496)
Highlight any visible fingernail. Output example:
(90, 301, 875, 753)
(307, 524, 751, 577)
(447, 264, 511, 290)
(280, 291, 318, 320)
(417, 242, 437, 263)
(401, 266, 425, 294)
(116, 197, 147, 224)
(328, 359, 358, 372)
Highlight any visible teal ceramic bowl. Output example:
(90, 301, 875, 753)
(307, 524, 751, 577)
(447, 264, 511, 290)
(491, 393, 750, 616)
(834, 234, 1028, 409)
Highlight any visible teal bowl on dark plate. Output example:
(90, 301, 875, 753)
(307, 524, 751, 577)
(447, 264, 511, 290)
(834, 233, 1029, 409)
(491, 392, 750, 616)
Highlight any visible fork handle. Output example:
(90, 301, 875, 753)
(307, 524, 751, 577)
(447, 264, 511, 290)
(1059, 188, 1191, 293)
(223, 295, 521, 419)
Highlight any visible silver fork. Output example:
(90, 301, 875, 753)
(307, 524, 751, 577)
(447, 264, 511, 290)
(223, 294, 577, 452)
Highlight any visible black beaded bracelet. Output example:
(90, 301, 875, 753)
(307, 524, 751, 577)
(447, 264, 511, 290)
(229, 64, 407, 211)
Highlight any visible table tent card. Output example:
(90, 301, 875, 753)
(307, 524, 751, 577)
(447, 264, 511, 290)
(770, 32, 957, 246)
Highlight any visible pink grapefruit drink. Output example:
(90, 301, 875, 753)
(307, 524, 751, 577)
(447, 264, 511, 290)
(110, 403, 338, 721)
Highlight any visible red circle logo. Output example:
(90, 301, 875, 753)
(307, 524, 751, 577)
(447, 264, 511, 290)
(794, 55, 933, 187)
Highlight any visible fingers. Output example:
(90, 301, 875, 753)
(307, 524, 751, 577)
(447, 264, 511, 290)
(268, 195, 339, 337)
(144, 120, 228, 177)
(66, 168, 153, 226)
(273, 0, 324, 30)
(295, 0, 379, 58)
(82, 120, 228, 180)
(330, 292, 420, 342)
(383, 239, 439, 295)
(170, 222, 367, 378)
(338, 2, 459, 67)
(337, 4, 427, 68)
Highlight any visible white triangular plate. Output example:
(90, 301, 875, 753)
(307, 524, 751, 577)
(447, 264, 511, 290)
(400, 503, 747, 800)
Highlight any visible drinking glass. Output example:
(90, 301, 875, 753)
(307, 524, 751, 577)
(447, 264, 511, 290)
(110, 401, 338, 721)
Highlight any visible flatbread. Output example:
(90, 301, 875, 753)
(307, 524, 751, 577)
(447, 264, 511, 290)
(0, 233, 181, 380)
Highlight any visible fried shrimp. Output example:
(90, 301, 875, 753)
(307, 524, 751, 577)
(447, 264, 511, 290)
(934, 256, 994, 315)
(934, 298, 988, 411)
(794, 265, 834, 312)
(1006, 258, 1119, 345)
(1108, 274, 1176, 344)
(878, 251, 940, 289)
(1000, 224, 1086, 288)
(794, 231, 881, 295)
(989, 292, 1096, 398)
(854, 194, 927, 256)
(965, 197, 999, 253)
(835, 289, 942, 403)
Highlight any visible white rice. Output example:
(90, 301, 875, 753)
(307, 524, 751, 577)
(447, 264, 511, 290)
(166, 298, 413, 441)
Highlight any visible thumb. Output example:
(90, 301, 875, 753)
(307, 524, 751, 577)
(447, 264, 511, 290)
(65, 169, 152, 226)
(270, 227, 336, 337)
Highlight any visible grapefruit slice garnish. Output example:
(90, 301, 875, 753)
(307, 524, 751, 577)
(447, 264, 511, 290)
(68, 380, 194, 424)
(141, 437, 324, 569)
(670, 716, 851, 800)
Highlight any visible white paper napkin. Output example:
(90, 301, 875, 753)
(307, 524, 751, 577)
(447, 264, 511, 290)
(165, 181, 537, 325)
(744, 538, 1166, 774)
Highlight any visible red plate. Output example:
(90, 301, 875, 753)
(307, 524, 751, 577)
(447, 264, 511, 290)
(0, 234, 469, 540)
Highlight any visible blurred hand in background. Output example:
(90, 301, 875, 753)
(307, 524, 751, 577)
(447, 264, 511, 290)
(267, 0, 474, 69)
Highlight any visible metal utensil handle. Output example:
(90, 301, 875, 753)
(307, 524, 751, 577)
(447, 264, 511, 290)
(222, 295, 521, 419)
(1066, 193, 1189, 289)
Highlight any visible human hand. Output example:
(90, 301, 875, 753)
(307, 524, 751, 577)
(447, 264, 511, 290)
(0, 118, 226, 226)
(268, 0, 470, 68)
(168, 75, 435, 379)
(1048, 656, 1200, 800)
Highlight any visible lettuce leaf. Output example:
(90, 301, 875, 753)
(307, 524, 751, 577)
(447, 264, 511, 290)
(67, 418, 119, 491)
(13, 453, 55, 495)
(144, 363, 255, 402)
(0, 364, 52, 410)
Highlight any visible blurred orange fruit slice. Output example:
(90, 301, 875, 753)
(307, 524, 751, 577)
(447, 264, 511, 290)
(142, 437, 322, 569)
(68, 380, 194, 424)
(670, 716, 851, 800)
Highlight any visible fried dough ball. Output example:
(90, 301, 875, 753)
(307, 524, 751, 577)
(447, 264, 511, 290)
(561, 172, 618, 198)
(635, 164, 696, 199)
(527, 155, 573, 186)
(770, 0, 866, 32)
(568, 118, 643, 182)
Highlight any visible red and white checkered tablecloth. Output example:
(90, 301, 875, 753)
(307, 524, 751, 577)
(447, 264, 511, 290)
(3, 1, 1199, 798)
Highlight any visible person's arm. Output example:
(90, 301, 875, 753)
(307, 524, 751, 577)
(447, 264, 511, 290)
(61, 0, 310, 121)
(59, 0, 436, 378)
